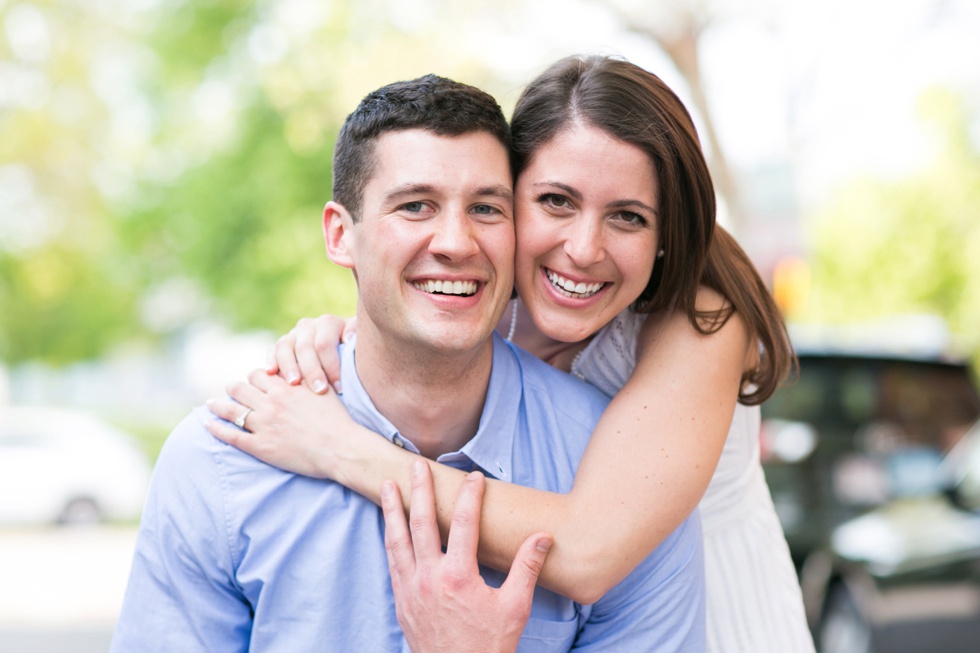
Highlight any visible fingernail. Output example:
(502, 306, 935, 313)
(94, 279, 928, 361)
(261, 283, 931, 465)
(412, 460, 425, 476)
(536, 537, 553, 553)
(312, 379, 327, 394)
(333, 381, 343, 394)
(287, 373, 300, 384)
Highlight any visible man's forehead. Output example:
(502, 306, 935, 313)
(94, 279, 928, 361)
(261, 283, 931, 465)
(369, 129, 512, 193)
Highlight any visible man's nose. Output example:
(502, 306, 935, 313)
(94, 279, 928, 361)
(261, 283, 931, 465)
(563, 217, 605, 267)
(429, 210, 480, 260)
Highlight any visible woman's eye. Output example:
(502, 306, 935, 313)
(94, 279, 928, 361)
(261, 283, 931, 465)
(617, 211, 649, 227)
(539, 193, 570, 209)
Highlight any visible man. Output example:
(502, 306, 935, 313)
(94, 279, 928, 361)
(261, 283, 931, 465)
(111, 74, 704, 652)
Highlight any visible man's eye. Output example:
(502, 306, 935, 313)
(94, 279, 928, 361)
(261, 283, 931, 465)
(402, 202, 425, 213)
(472, 205, 499, 215)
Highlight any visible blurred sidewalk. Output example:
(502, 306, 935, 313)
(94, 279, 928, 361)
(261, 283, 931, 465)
(0, 526, 137, 653)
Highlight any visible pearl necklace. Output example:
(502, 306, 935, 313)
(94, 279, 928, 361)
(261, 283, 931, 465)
(505, 298, 518, 342)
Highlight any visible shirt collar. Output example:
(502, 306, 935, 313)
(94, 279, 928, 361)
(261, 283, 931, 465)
(338, 333, 521, 481)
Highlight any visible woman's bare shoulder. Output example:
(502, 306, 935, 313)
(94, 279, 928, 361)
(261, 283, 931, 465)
(636, 287, 751, 369)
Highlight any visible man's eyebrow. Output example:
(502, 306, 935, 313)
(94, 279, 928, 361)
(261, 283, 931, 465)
(382, 184, 437, 204)
(532, 181, 657, 215)
(475, 184, 514, 202)
(382, 183, 514, 203)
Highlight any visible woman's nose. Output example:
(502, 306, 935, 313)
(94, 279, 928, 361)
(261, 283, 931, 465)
(562, 217, 604, 267)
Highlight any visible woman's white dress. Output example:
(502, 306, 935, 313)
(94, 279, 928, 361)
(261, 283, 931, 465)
(573, 309, 815, 653)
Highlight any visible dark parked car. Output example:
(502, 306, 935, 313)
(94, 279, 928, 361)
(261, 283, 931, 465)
(760, 328, 980, 652)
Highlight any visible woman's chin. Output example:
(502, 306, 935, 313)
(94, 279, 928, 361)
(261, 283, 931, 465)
(534, 315, 602, 345)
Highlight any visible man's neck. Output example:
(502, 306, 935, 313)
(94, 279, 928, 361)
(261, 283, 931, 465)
(352, 329, 494, 460)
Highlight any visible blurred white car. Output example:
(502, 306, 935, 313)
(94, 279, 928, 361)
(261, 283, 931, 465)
(0, 407, 153, 526)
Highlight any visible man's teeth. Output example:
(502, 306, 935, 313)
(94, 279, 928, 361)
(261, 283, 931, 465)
(547, 270, 604, 298)
(413, 280, 478, 296)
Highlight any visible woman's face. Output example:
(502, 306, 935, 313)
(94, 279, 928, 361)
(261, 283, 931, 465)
(514, 122, 659, 343)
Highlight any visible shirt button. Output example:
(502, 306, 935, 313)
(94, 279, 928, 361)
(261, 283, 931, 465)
(392, 435, 405, 448)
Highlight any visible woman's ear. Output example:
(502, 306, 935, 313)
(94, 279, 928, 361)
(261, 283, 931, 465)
(323, 200, 355, 269)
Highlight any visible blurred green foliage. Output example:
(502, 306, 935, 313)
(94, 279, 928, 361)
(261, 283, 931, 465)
(805, 88, 980, 361)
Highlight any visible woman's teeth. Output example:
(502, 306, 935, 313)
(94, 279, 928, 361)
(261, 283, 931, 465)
(546, 270, 604, 298)
(413, 280, 478, 296)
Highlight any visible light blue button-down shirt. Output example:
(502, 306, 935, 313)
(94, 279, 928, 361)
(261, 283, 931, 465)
(111, 334, 705, 652)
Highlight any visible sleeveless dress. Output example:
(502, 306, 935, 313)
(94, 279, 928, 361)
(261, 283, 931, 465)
(572, 309, 815, 653)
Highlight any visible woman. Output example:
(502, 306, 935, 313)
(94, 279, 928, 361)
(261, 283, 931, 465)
(208, 55, 814, 652)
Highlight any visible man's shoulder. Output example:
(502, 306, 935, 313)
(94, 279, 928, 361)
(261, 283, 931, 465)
(155, 405, 293, 483)
(156, 406, 221, 465)
(151, 406, 356, 525)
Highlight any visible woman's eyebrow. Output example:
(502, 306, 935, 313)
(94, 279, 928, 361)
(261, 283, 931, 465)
(531, 181, 581, 200)
(607, 199, 658, 215)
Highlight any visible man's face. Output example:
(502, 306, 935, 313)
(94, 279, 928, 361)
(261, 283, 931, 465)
(328, 129, 515, 356)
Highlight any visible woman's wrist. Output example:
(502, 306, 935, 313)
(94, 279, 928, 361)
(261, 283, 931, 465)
(326, 422, 415, 501)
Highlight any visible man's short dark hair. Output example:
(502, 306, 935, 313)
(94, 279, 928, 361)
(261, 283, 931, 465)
(332, 74, 511, 221)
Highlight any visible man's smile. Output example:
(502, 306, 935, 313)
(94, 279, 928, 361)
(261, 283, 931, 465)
(412, 279, 479, 296)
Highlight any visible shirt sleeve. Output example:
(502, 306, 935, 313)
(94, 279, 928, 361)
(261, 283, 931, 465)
(571, 511, 707, 651)
(110, 408, 252, 652)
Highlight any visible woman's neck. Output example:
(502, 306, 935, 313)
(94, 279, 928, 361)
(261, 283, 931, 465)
(500, 298, 592, 373)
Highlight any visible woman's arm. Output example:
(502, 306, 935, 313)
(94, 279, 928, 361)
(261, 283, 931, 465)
(466, 302, 748, 603)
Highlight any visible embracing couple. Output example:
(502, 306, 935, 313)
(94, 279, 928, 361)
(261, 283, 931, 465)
(112, 55, 815, 652)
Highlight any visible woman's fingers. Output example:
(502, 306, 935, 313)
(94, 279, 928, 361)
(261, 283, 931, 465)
(292, 317, 330, 394)
(312, 315, 349, 394)
(225, 376, 266, 411)
(271, 331, 301, 385)
(205, 395, 268, 458)
(206, 396, 243, 423)
(205, 415, 249, 447)
(340, 316, 358, 343)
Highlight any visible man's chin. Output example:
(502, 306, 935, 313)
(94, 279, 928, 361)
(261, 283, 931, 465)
(408, 324, 495, 356)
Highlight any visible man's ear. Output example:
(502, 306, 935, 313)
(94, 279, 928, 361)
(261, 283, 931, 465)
(323, 200, 355, 269)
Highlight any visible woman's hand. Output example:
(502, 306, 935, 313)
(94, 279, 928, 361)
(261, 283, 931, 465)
(266, 315, 357, 394)
(383, 461, 552, 653)
(206, 369, 359, 479)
